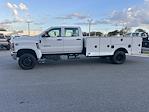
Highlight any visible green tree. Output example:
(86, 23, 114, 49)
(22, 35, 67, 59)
(135, 28, 146, 33)
(0, 28, 7, 31)
(108, 30, 119, 37)
(82, 32, 89, 36)
(96, 32, 103, 37)
(119, 27, 131, 35)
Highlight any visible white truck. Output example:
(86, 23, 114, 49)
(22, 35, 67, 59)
(10, 26, 142, 70)
(0, 33, 10, 50)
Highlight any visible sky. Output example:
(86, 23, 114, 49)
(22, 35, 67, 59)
(0, 0, 148, 33)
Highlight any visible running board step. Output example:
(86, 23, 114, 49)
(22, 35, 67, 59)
(67, 54, 80, 59)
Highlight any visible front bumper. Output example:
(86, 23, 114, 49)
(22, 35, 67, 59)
(11, 52, 17, 60)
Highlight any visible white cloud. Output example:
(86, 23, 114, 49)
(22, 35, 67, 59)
(56, 13, 89, 20)
(79, 0, 147, 29)
(75, 18, 113, 26)
(13, 4, 18, 9)
(7, 2, 13, 8)
(0, 19, 15, 29)
(19, 3, 28, 10)
(98, 0, 149, 28)
(2, 2, 32, 30)
(6, 2, 30, 23)
(7, 2, 18, 17)
(66, 0, 149, 31)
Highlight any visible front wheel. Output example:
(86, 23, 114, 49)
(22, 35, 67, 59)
(111, 51, 126, 64)
(18, 54, 37, 70)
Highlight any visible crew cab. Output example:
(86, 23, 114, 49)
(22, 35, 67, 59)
(0, 33, 10, 50)
(10, 26, 142, 70)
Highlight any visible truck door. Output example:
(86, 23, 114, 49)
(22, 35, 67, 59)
(40, 28, 63, 54)
(63, 28, 83, 53)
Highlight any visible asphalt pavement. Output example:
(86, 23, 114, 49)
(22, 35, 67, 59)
(0, 50, 149, 112)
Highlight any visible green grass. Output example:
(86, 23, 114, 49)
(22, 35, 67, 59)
(143, 52, 149, 54)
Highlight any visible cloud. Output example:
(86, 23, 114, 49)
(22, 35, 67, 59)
(0, 19, 15, 29)
(0, 19, 24, 28)
(7, 2, 18, 17)
(75, 19, 111, 26)
(0, 19, 16, 25)
(56, 13, 89, 20)
(6, 2, 30, 23)
(96, 0, 149, 28)
(75, 0, 149, 28)
(1, 2, 31, 30)
(19, 3, 28, 10)
(108, 7, 142, 27)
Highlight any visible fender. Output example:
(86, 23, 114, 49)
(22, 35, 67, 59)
(17, 48, 42, 60)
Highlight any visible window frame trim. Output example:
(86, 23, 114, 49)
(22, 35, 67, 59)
(63, 28, 80, 37)
(46, 28, 62, 38)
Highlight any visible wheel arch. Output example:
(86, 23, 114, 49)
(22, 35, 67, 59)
(17, 49, 37, 59)
(114, 48, 128, 54)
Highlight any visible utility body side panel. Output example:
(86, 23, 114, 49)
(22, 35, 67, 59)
(85, 37, 100, 56)
(131, 37, 142, 55)
(85, 36, 142, 57)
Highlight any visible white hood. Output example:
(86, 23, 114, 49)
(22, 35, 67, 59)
(11, 35, 39, 43)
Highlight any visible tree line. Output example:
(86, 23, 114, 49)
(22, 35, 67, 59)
(83, 27, 147, 37)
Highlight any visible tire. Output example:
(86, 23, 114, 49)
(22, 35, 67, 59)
(18, 53, 37, 70)
(111, 51, 126, 64)
(6, 45, 10, 50)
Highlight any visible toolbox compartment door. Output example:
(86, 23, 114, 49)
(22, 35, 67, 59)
(86, 37, 100, 56)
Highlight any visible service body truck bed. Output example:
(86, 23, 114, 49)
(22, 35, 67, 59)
(10, 26, 142, 70)
(85, 36, 141, 56)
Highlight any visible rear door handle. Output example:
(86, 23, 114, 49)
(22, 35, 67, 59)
(76, 39, 81, 40)
(57, 39, 62, 41)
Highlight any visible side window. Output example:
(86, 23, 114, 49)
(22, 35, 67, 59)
(47, 28, 61, 37)
(65, 28, 79, 37)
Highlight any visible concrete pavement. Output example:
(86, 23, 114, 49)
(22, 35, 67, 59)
(0, 51, 149, 112)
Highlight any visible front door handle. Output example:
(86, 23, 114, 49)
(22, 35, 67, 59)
(76, 39, 81, 40)
(57, 39, 62, 41)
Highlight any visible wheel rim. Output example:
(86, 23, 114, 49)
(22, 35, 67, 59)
(22, 57, 33, 67)
(116, 54, 124, 62)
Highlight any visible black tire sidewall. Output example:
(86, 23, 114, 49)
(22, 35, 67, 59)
(112, 51, 126, 64)
(19, 54, 37, 70)
(6, 45, 10, 50)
